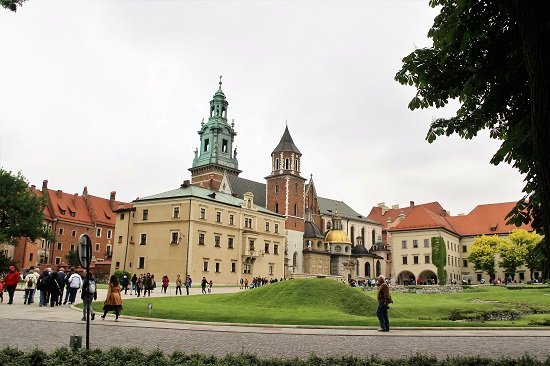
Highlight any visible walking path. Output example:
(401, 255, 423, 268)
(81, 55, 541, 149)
(0, 286, 549, 360)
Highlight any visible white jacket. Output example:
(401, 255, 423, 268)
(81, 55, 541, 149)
(68, 273, 82, 289)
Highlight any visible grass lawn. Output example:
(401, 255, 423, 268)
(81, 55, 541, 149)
(87, 278, 550, 327)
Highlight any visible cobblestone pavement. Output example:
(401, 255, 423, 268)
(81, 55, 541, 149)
(1, 288, 549, 360)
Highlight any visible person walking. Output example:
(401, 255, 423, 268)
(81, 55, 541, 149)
(161, 275, 169, 294)
(143, 273, 152, 297)
(37, 268, 50, 307)
(130, 274, 137, 295)
(101, 274, 123, 321)
(201, 277, 208, 294)
(81, 271, 97, 321)
(376, 275, 391, 332)
(121, 275, 129, 295)
(5, 266, 20, 305)
(23, 268, 37, 305)
(185, 275, 192, 295)
(136, 275, 143, 297)
(208, 279, 213, 294)
(175, 274, 183, 295)
(56, 268, 66, 305)
(47, 270, 62, 307)
(67, 268, 81, 305)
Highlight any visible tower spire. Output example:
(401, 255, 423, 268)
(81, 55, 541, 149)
(219, 75, 223, 90)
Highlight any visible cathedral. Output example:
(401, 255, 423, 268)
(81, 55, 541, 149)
(188, 79, 387, 282)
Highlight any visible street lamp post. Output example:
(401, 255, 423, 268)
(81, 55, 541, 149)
(78, 234, 92, 350)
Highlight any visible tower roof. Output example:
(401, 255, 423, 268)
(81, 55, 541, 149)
(272, 125, 301, 155)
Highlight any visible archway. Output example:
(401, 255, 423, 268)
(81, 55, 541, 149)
(418, 269, 438, 285)
(365, 262, 371, 278)
(397, 270, 416, 286)
(292, 252, 298, 273)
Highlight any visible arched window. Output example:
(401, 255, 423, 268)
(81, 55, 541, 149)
(293, 252, 298, 271)
(275, 202, 279, 214)
(327, 221, 332, 230)
(295, 183, 298, 194)
(350, 227, 355, 245)
(376, 260, 381, 277)
(371, 229, 376, 247)
(275, 183, 279, 194)
(294, 203, 298, 216)
(365, 263, 371, 277)
(285, 158, 290, 169)
(275, 158, 279, 170)
(294, 160, 299, 171)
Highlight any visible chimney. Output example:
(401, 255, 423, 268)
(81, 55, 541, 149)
(42, 180, 48, 192)
(31, 185, 36, 190)
(110, 191, 116, 211)
(82, 186, 88, 197)
(410, 201, 414, 208)
(73, 193, 78, 208)
(56, 190, 63, 199)
(440, 209, 447, 217)
(181, 180, 190, 188)
(391, 204, 399, 209)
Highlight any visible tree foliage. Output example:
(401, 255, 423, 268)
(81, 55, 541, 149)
(64, 250, 80, 268)
(0, 169, 55, 246)
(508, 228, 543, 281)
(468, 235, 501, 280)
(0, 252, 18, 274)
(395, 0, 550, 278)
(497, 239, 526, 280)
(0, 0, 26, 12)
(431, 236, 447, 285)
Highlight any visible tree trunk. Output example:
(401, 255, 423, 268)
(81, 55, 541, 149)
(518, 1, 550, 278)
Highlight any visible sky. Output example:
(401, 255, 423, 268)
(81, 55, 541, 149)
(0, 0, 526, 218)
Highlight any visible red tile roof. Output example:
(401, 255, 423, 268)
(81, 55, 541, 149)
(367, 202, 445, 230)
(390, 206, 457, 234)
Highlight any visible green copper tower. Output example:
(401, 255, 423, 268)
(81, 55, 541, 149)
(189, 77, 241, 190)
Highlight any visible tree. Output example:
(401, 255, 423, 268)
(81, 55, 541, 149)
(395, 0, 550, 279)
(508, 228, 543, 282)
(0, 251, 17, 274)
(431, 236, 447, 285)
(0, 169, 55, 246)
(64, 250, 81, 268)
(0, 0, 27, 12)
(468, 235, 502, 281)
(497, 239, 526, 281)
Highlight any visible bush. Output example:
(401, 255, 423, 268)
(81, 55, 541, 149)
(113, 270, 131, 284)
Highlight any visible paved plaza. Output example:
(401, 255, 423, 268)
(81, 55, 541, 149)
(0, 287, 549, 360)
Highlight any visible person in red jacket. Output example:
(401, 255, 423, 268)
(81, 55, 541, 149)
(5, 266, 21, 305)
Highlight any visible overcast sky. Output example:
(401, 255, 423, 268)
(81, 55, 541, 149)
(0, 1, 526, 218)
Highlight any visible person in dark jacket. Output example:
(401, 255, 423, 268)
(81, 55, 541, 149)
(121, 275, 129, 295)
(37, 268, 50, 307)
(47, 271, 62, 307)
(81, 271, 97, 321)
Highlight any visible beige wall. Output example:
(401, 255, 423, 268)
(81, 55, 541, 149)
(111, 196, 285, 285)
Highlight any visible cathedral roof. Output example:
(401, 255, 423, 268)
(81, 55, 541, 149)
(351, 245, 369, 255)
(304, 221, 324, 239)
(325, 229, 351, 243)
(318, 197, 380, 225)
(226, 176, 266, 208)
(272, 125, 301, 155)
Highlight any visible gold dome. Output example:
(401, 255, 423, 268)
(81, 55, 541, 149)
(325, 229, 351, 243)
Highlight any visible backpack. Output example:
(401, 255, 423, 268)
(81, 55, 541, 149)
(26, 276, 33, 288)
(88, 279, 96, 294)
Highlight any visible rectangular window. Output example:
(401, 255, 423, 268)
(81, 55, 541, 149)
(71, 230, 76, 237)
(229, 214, 234, 225)
(424, 239, 430, 247)
(96, 228, 102, 237)
(243, 264, 251, 274)
(425, 255, 430, 264)
(199, 233, 205, 245)
(173, 206, 180, 218)
(215, 262, 220, 273)
(401, 240, 407, 249)
(138, 257, 145, 269)
(57, 242, 62, 251)
(264, 243, 270, 254)
(274, 224, 279, 233)
(58, 227, 64, 235)
(216, 212, 221, 223)
(477, 273, 482, 282)
(140, 233, 147, 245)
(143, 209, 148, 221)
(265, 222, 270, 232)
(106, 245, 112, 256)
(413, 255, 419, 264)
(462, 245, 467, 253)
(463, 259, 468, 268)
(249, 240, 255, 251)
(215, 235, 221, 247)
(447, 255, 450, 265)
(228, 237, 234, 249)
(171, 231, 179, 244)
(118, 235, 123, 243)
(115, 261, 120, 269)
(95, 243, 100, 252)
(55, 257, 61, 264)
(231, 262, 236, 273)
(203, 261, 209, 272)
(200, 208, 206, 220)
(413, 240, 418, 248)
(120, 213, 125, 220)
(107, 230, 112, 239)
(519, 272, 525, 281)
(29, 253, 33, 261)
(70, 244, 75, 252)
(402, 256, 408, 265)
(222, 139, 228, 153)
(269, 265, 273, 275)
(274, 244, 279, 254)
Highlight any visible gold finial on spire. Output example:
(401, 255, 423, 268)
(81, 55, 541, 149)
(219, 75, 223, 89)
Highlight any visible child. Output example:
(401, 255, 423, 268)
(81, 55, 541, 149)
(208, 280, 213, 294)
(0, 276, 5, 303)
